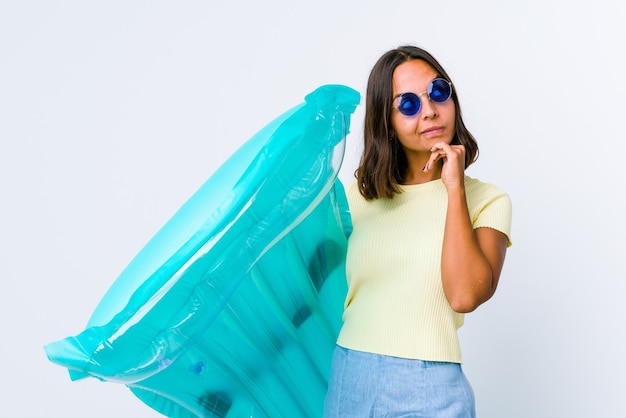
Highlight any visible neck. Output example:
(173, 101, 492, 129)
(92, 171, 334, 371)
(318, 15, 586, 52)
(403, 161, 442, 185)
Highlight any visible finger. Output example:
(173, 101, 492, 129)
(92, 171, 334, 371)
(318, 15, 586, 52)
(430, 141, 453, 153)
(423, 150, 445, 172)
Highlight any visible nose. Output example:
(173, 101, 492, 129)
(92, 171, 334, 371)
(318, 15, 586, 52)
(418, 93, 438, 118)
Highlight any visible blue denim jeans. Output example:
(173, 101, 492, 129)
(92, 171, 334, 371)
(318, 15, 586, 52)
(323, 346, 476, 418)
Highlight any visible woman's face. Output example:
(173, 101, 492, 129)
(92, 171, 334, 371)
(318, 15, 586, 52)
(390, 59, 456, 156)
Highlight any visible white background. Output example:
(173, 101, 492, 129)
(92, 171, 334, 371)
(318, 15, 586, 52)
(1, 1, 625, 417)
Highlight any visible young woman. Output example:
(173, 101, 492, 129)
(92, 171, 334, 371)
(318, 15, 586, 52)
(324, 45, 512, 417)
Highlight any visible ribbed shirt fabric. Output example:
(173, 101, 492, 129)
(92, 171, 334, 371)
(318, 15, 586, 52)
(336, 176, 512, 363)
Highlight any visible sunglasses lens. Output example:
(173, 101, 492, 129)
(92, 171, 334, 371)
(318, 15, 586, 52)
(429, 79, 452, 103)
(398, 93, 420, 116)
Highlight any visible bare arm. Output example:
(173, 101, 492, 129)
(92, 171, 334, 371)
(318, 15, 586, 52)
(441, 186, 508, 312)
(424, 142, 509, 313)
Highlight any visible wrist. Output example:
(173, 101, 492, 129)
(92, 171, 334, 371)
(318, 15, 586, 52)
(445, 182, 466, 196)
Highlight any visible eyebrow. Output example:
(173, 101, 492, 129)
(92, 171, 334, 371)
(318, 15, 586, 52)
(392, 77, 441, 100)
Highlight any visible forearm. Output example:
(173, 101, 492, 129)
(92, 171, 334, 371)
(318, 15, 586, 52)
(441, 186, 494, 313)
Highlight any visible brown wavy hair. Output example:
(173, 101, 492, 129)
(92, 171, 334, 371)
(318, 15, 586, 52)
(356, 45, 479, 200)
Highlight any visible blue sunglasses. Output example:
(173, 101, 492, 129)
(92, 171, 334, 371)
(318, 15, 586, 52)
(395, 78, 453, 116)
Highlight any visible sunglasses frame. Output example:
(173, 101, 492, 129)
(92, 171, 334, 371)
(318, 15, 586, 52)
(394, 78, 453, 116)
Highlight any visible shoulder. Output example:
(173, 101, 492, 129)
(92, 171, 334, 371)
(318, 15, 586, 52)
(464, 176, 513, 245)
(344, 181, 374, 220)
(464, 176, 511, 206)
(345, 181, 365, 205)
(464, 175, 508, 197)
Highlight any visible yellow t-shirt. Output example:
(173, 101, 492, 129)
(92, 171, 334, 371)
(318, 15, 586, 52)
(336, 176, 512, 363)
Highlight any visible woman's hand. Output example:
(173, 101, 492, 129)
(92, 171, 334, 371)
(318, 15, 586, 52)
(423, 142, 466, 189)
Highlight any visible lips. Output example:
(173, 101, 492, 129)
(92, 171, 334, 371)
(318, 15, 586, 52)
(420, 126, 444, 135)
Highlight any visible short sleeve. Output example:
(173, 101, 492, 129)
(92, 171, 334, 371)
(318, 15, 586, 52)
(465, 178, 513, 247)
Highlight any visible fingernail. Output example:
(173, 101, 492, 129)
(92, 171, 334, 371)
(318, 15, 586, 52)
(422, 164, 428, 172)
